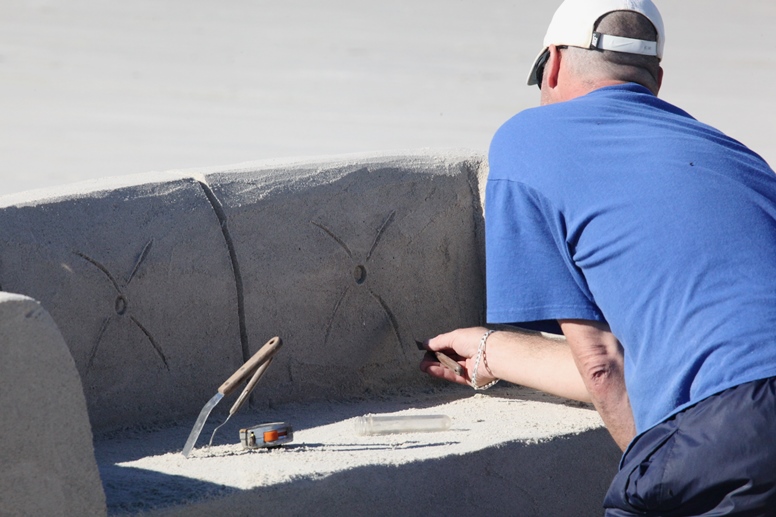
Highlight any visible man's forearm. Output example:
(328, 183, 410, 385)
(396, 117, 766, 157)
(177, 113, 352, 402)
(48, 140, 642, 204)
(586, 382, 635, 450)
(422, 324, 636, 449)
(485, 328, 592, 403)
(559, 320, 636, 450)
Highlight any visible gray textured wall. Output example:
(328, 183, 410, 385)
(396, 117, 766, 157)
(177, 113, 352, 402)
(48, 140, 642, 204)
(0, 151, 487, 431)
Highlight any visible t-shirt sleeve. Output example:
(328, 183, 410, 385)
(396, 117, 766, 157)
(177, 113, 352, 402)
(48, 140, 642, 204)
(485, 177, 605, 324)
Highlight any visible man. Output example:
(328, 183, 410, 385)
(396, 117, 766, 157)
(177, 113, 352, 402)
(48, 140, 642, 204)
(420, 0, 776, 514)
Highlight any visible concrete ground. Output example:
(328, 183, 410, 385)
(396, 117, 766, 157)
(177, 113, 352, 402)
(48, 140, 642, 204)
(1, 1, 775, 196)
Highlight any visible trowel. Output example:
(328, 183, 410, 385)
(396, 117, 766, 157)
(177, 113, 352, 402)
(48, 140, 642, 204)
(182, 336, 283, 458)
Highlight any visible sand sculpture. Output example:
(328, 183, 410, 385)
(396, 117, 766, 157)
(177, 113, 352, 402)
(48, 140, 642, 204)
(0, 151, 485, 431)
(0, 293, 106, 516)
(0, 152, 620, 515)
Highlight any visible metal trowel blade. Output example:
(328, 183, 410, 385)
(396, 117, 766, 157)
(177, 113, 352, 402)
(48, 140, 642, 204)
(182, 392, 223, 458)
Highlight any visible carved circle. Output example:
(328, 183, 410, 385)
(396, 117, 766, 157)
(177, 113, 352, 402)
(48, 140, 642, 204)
(115, 295, 128, 316)
(353, 265, 367, 285)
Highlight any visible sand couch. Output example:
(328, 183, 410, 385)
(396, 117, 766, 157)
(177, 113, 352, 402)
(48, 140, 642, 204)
(0, 151, 620, 516)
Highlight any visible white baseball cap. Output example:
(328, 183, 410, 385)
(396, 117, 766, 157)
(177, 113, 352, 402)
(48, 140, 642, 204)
(527, 0, 665, 86)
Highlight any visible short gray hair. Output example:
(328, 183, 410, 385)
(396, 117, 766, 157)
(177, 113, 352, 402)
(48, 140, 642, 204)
(564, 11, 661, 93)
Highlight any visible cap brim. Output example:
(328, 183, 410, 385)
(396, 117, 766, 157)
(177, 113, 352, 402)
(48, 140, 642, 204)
(526, 47, 548, 86)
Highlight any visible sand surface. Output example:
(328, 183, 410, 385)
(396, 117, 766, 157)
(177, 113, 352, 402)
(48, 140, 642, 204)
(95, 386, 606, 514)
(1, 1, 775, 197)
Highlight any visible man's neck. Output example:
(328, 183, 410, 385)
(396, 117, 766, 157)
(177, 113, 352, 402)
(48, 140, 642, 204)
(541, 79, 630, 106)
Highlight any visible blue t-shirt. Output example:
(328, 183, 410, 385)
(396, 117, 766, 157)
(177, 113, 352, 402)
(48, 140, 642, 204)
(486, 83, 776, 432)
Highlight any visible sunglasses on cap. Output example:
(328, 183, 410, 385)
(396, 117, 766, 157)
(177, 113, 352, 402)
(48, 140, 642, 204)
(535, 46, 567, 90)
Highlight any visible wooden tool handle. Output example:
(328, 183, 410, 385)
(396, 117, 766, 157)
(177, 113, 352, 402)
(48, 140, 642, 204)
(229, 356, 274, 415)
(416, 339, 463, 376)
(435, 351, 463, 376)
(218, 336, 282, 396)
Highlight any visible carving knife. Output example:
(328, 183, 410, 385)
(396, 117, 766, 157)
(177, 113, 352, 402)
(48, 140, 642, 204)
(182, 336, 283, 458)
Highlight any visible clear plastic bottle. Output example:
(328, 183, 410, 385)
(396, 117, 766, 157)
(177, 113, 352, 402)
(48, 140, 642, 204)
(354, 414, 452, 436)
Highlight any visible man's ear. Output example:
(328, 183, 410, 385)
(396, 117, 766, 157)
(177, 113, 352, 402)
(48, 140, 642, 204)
(547, 44, 563, 89)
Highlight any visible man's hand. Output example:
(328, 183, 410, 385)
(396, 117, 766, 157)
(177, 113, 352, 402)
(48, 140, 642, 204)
(419, 327, 493, 387)
(419, 326, 591, 402)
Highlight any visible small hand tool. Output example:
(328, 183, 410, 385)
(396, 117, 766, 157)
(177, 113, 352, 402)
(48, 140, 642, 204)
(208, 356, 274, 446)
(182, 336, 283, 458)
(416, 339, 463, 376)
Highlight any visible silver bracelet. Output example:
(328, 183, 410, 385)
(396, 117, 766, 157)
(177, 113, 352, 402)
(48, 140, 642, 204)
(471, 329, 500, 390)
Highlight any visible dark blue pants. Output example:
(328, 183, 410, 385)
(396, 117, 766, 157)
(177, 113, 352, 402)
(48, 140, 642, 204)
(604, 376, 776, 516)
